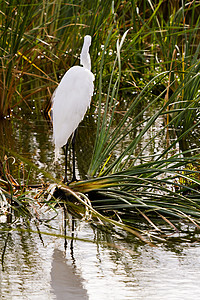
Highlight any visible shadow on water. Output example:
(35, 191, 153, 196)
(51, 248, 88, 300)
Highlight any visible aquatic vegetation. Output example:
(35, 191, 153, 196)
(1, 0, 200, 244)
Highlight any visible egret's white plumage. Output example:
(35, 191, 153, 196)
(52, 35, 94, 159)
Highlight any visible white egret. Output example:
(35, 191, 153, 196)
(52, 35, 94, 183)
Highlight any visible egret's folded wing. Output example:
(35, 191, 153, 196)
(52, 66, 94, 152)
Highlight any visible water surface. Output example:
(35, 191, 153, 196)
(0, 115, 200, 300)
(1, 213, 200, 300)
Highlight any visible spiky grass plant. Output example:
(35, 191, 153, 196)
(67, 29, 200, 237)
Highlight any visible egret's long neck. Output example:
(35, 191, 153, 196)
(80, 35, 91, 71)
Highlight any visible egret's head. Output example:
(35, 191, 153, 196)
(80, 35, 92, 70)
(83, 35, 91, 47)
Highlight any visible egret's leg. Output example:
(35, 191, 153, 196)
(71, 129, 77, 182)
(64, 142, 69, 183)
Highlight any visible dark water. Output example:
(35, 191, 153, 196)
(0, 115, 200, 299)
